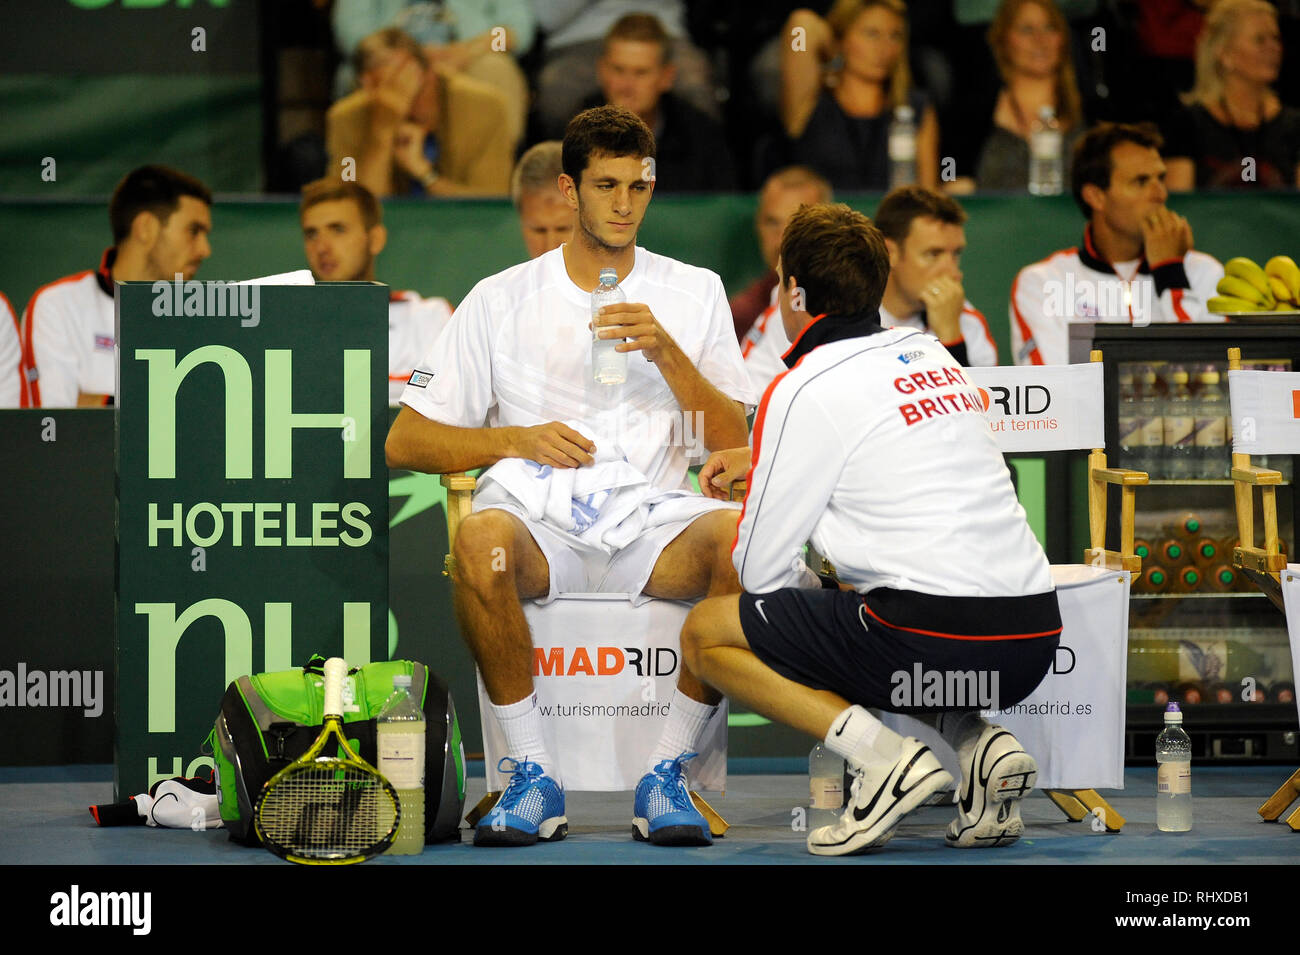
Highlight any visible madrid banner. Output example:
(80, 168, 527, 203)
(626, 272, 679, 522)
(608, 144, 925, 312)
(115, 280, 389, 800)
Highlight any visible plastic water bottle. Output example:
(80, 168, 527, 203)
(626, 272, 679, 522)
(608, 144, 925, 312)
(1161, 366, 1196, 480)
(1156, 702, 1192, 832)
(1028, 105, 1063, 196)
(591, 267, 627, 385)
(887, 105, 917, 189)
(808, 743, 844, 831)
(1118, 367, 1138, 468)
(377, 674, 425, 855)
(1134, 366, 1163, 477)
(1193, 366, 1228, 479)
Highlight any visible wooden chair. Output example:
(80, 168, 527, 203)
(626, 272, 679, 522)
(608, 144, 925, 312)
(440, 473, 730, 836)
(1225, 347, 1300, 831)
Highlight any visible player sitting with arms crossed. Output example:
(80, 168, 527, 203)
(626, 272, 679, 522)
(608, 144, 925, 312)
(689, 203, 1062, 855)
(385, 106, 756, 848)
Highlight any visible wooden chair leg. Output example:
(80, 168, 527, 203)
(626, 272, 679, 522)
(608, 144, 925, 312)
(1046, 788, 1125, 831)
(1045, 789, 1089, 821)
(464, 791, 501, 829)
(1258, 768, 1300, 826)
(690, 790, 729, 837)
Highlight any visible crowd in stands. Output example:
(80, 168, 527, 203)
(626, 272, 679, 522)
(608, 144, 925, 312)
(309, 0, 1298, 197)
(4, 0, 1298, 407)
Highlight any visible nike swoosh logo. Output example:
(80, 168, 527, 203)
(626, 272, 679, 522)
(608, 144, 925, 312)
(853, 747, 936, 821)
(960, 731, 1012, 815)
(833, 713, 852, 736)
(754, 599, 768, 624)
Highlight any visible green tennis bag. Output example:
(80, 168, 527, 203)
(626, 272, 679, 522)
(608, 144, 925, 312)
(209, 655, 465, 845)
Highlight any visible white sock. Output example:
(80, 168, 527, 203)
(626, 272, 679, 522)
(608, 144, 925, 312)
(936, 711, 989, 769)
(824, 705, 903, 769)
(490, 693, 558, 786)
(647, 689, 718, 772)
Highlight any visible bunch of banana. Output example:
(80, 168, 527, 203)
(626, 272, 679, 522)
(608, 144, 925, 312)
(1209, 256, 1300, 312)
(1266, 255, 1300, 306)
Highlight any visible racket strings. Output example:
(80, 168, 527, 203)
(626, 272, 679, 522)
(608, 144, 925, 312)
(258, 763, 398, 859)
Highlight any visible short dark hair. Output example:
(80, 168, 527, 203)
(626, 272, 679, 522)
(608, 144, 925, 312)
(562, 105, 657, 188)
(604, 13, 673, 64)
(780, 203, 890, 317)
(1071, 121, 1164, 218)
(109, 165, 212, 245)
(299, 178, 382, 230)
(873, 186, 967, 244)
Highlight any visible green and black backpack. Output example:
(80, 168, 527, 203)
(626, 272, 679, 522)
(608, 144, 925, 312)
(209, 655, 465, 845)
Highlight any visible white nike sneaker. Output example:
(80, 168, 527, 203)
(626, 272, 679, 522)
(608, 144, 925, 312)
(946, 725, 1037, 848)
(807, 738, 953, 857)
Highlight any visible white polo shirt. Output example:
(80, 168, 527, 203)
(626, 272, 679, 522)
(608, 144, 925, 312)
(400, 244, 756, 491)
(22, 249, 116, 407)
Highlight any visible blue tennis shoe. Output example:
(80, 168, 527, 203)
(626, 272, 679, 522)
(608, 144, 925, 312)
(474, 758, 567, 847)
(633, 752, 712, 846)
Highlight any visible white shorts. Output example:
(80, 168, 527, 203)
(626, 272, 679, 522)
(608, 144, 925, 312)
(473, 493, 740, 606)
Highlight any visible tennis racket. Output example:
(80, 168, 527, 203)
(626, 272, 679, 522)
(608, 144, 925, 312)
(253, 657, 400, 864)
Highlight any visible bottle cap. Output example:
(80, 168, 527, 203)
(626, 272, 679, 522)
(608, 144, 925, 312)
(895, 105, 915, 122)
(393, 674, 412, 689)
(1037, 104, 1056, 121)
(1164, 702, 1183, 722)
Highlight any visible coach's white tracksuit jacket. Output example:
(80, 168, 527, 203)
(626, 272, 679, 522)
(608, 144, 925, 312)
(733, 316, 1053, 600)
(1010, 225, 1223, 366)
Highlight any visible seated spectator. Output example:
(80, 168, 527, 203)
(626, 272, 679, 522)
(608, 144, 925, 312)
(732, 166, 832, 343)
(2, 294, 20, 407)
(968, 0, 1085, 192)
(21, 165, 212, 408)
(1010, 123, 1223, 366)
(780, 0, 940, 191)
(1164, 0, 1300, 191)
(512, 141, 575, 259)
(874, 187, 998, 365)
(326, 27, 512, 198)
(330, 0, 535, 150)
(580, 14, 736, 192)
(534, 1, 719, 139)
(299, 179, 452, 405)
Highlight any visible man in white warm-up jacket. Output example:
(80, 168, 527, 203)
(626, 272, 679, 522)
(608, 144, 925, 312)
(684, 203, 1063, 857)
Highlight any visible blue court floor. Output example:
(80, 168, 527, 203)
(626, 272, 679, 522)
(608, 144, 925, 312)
(1, 763, 1296, 866)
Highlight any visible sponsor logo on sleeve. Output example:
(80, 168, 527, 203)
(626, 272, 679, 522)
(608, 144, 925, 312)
(407, 369, 434, 388)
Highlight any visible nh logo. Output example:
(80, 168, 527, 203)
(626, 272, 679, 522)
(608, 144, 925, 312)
(135, 347, 371, 480)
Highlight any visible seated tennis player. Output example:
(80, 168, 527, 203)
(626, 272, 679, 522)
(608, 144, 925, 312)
(686, 203, 1062, 855)
(385, 105, 755, 847)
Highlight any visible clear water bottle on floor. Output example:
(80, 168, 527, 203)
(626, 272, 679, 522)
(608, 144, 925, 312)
(591, 267, 627, 385)
(808, 742, 844, 830)
(1156, 702, 1192, 832)
(1028, 105, 1064, 196)
(888, 105, 917, 189)
(378, 674, 426, 854)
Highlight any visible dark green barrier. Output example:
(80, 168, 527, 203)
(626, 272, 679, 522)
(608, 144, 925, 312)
(4, 194, 1299, 366)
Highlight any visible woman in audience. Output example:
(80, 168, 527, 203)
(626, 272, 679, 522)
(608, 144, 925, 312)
(780, 0, 939, 191)
(969, 0, 1084, 192)
(1164, 0, 1300, 190)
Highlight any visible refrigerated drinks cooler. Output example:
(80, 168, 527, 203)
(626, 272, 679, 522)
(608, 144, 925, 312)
(1071, 321, 1299, 762)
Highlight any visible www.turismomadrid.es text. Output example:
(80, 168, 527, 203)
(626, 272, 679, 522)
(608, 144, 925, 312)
(1127, 891, 1247, 906)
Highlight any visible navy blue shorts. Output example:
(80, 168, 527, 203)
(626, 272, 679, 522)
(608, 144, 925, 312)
(737, 586, 1061, 714)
